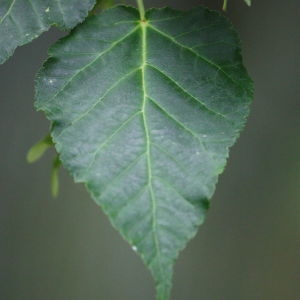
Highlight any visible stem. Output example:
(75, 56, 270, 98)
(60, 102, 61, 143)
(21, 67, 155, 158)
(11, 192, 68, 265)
(136, 0, 145, 21)
(222, 0, 228, 11)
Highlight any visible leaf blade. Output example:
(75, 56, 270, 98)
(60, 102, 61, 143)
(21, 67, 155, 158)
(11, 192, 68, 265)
(35, 6, 253, 299)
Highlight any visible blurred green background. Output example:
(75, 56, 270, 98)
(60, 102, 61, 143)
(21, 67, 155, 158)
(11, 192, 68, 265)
(0, 0, 299, 299)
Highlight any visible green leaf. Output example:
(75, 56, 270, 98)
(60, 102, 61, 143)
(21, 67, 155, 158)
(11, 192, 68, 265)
(244, 0, 252, 6)
(51, 156, 61, 198)
(35, 5, 253, 299)
(223, 0, 228, 11)
(26, 134, 53, 163)
(0, 0, 96, 64)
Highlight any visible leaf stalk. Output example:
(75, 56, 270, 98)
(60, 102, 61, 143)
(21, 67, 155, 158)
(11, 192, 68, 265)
(137, 0, 145, 21)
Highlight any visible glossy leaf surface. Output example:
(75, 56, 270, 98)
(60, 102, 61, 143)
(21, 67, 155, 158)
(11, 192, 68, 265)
(0, 0, 95, 64)
(35, 6, 253, 299)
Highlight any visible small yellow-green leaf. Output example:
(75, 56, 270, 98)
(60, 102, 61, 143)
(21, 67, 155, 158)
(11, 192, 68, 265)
(51, 156, 61, 198)
(223, 0, 252, 10)
(26, 134, 53, 163)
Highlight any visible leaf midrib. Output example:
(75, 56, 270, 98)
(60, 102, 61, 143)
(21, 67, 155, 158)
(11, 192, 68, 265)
(140, 21, 164, 280)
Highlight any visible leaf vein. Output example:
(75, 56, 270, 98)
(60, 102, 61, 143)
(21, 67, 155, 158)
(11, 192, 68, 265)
(27, 0, 45, 29)
(146, 63, 230, 122)
(70, 68, 141, 127)
(174, 22, 223, 39)
(0, 0, 16, 25)
(84, 110, 142, 174)
(112, 185, 148, 221)
(147, 96, 207, 152)
(149, 15, 183, 23)
(153, 175, 195, 210)
(152, 142, 188, 175)
(141, 22, 165, 280)
(193, 40, 237, 49)
(55, 68, 141, 140)
(98, 151, 146, 199)
(39, 25, 139, 108)
(148, 24, 239, 86)
(55, 0, 65, 25)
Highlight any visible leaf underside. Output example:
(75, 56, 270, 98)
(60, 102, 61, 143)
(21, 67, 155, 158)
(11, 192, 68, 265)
(0, 0, 96, 64)
(35, 6, 253, 300)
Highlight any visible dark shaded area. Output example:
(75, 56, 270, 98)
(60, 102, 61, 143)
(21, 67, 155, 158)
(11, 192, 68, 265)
(0, 0, 299, 299)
